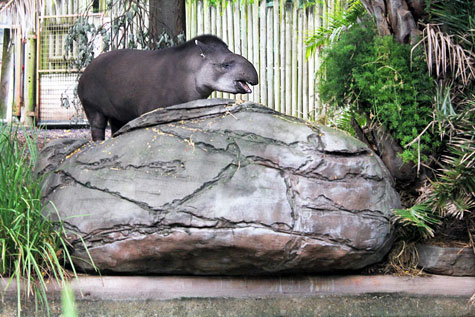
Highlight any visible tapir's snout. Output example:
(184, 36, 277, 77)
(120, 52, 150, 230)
(243, 57, 258, 86)
(248, 67, 258, 86)
(234, 55, 259, 94)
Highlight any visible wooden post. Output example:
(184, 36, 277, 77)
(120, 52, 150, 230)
(21, 32, 36, 127)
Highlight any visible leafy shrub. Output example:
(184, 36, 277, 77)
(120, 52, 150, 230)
(318, 19, 437, 163)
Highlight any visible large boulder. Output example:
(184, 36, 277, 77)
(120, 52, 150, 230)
(38, 99, 400, 275)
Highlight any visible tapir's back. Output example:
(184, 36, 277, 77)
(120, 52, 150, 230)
(79, 49, 178, 118)
(77, 35, 258, 141)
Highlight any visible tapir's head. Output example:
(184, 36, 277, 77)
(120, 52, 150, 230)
(191, 35, 258, 95)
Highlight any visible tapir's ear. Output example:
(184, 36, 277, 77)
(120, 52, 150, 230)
(195, 40, 211, 58)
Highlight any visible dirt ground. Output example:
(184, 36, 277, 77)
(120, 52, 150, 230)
(17, 127, 112, 150)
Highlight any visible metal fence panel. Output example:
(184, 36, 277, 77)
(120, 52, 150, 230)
(37, 14, 104, 124)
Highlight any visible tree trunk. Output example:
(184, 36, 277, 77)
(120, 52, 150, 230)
(149, 0, 186, 48)
(360, 0, 425, 43)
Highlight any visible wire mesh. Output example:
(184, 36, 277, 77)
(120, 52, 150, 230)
(38, 14, 104, 124)
(39, 16, 77, 71)
(38, 72, 86, 125)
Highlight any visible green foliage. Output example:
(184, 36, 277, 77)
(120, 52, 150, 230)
(394, 106, 474, 238)
(391, 1, 475, 239)
(306, 0, 364, 57)
(64, 17, 101, 71)
(0, 125, 92, 316)
(428, 107, 474, 218)
(393, 204, 439, 238)
(425, 0, 475, 47)
(318, 20, 437, 163)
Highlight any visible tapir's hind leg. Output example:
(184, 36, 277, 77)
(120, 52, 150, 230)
(82, 104, 107, 141)
(109, 118, 126, 137)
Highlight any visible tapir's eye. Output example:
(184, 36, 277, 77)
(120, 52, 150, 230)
(221, 61, 235, 70)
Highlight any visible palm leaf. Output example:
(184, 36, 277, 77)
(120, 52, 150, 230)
(412, 24, 475, 86)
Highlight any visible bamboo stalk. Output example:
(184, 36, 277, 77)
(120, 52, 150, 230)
(22, 32, 36, 126)
(197, 0, 203, 35)
(291, 3, 298, 117)
(14, 29, 22, 116)
(259, 0, 266, 106)
(204, 1, 210, 34)
(273, 1, 280, 112)
(0, 29, 12, 119)
(210, 2, 218, 99)
(297, 6, 303, 118)
(186, 0, 190, 38)
(190, 1, 196, 40)
(240, 2, 248, 101)
(216, 1, 223, 99)
(302, 6, 308, 120)
(285, 3, 291, 116)
(226, 3, 234, 54)
(308, 6, 315, 120)
(234, 1, 240, 55)
(247, 2, 253, 102)
(266, 5, 273, 110)
(316, 0, 323, 119)
(252, 1, 259, 102)
(223, 2, 233, 99)
(210, 3, 216, 37)
(280, 2, 285, 114)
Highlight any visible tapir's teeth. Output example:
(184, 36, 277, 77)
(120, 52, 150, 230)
(242, 81, 251, 93)
(247, 83, 252, 93)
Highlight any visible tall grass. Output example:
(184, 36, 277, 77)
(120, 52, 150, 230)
(0, 124, 79, 315)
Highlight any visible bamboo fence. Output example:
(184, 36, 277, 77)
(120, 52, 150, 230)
(186, 0, 325, 119)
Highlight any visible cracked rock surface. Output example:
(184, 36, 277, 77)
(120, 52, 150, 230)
(38, 99, 400, 275)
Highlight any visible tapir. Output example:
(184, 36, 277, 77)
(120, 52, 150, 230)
(77, 35, 258, 141)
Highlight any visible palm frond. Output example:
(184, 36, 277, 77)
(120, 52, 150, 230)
(306, 0, 365, 57)
(0, 0, 45, 38)
(393, 204, 439, 238)
(426, 0, 475, 46)
(412, 24, 475, 86)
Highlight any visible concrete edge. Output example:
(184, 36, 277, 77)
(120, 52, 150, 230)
(2, 275, 474, 301)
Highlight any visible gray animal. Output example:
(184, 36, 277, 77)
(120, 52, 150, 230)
(78, 35, 258, 141)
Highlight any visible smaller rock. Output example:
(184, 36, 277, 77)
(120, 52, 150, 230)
(417, 244, 475, 276)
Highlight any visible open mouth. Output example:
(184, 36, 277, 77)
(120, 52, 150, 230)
(235, 80, 252, 94)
